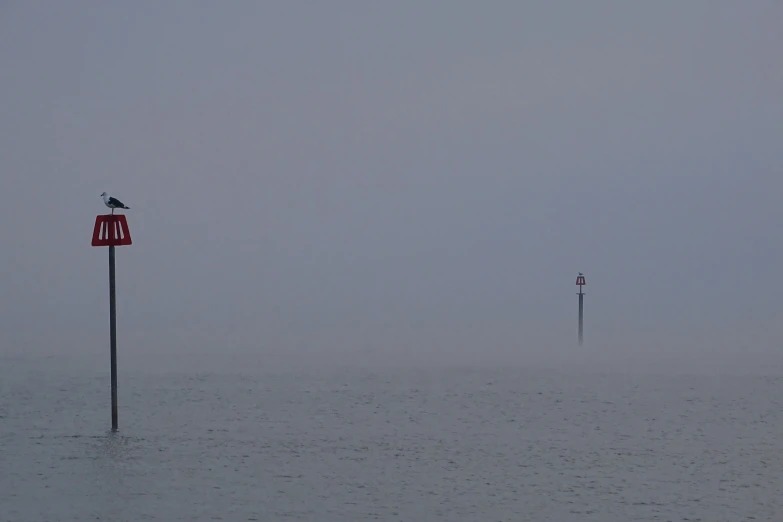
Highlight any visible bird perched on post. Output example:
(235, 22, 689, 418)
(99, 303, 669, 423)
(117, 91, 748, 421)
(101, 192, 130, 214)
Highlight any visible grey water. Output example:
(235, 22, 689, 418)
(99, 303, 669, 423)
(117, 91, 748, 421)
(1, 352, 782, 522)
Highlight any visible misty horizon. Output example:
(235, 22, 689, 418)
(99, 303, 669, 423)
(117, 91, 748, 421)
(1, 2, 781, 370)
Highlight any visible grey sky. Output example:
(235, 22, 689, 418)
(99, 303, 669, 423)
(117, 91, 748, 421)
(1, 1, 781, 366)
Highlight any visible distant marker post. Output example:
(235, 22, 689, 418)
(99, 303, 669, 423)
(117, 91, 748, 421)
(92, 213, 132, 431)
(576, 273, 586, 346)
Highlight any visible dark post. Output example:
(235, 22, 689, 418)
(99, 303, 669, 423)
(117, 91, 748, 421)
(109, 244, 118, 431)
(578, 291, 584, 346)
(576, 273, 586, 346)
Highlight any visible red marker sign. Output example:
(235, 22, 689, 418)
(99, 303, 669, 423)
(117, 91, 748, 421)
(91, 215, 132, 247)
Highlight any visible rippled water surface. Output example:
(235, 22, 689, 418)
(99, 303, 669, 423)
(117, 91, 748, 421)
(1, 354, 781, 521)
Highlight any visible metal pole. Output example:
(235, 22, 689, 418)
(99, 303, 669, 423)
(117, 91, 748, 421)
(578, 287, 584, 346)
(109, 244, 118, 431)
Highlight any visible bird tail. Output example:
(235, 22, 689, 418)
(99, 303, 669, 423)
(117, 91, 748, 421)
(124, 205, 130, 209)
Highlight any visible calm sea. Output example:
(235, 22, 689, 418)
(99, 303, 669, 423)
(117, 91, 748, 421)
(1, 352, 781, 521)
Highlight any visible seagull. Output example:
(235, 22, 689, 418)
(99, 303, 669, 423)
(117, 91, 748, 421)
(101, 192, 130, 214)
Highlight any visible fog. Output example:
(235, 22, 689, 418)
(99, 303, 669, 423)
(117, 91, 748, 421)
(1, 1, 781, 371)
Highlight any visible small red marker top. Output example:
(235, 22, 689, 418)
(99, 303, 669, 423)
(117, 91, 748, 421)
(92, 214, 132, 246)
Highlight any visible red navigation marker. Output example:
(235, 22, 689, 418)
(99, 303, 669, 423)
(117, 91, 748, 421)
(91, 214, 132, 247)
(576, 273, 585, 346)
(91, 212, 132, 431)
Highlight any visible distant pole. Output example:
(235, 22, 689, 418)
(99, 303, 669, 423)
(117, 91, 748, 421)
(92, 213, 132, 432)
(576, 273, 586, 346)
(109, 244, 118, 431)
(578, 291, 584, 346)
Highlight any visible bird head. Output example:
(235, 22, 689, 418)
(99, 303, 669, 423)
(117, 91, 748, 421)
(100, 192, 107, 197)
